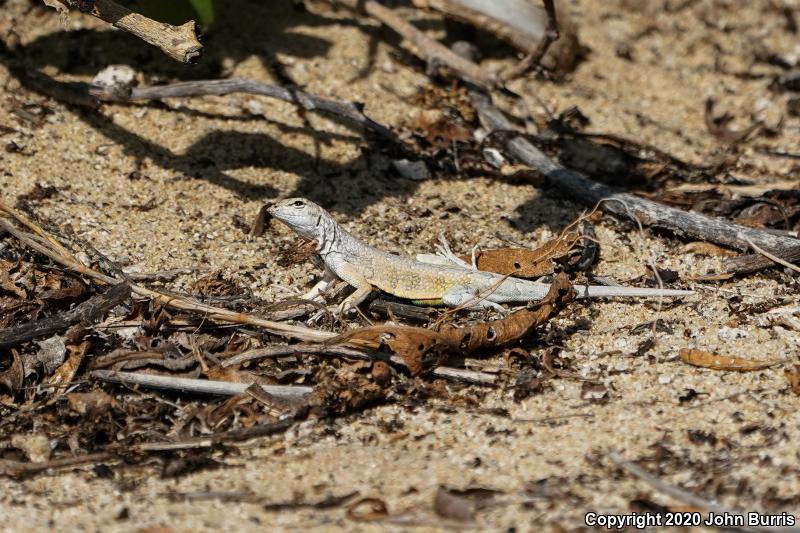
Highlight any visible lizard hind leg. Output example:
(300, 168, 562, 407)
(442, 285, 506, 312)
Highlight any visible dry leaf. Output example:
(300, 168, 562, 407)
(0, 264, 26, 299)
(277, 237, 318, 267)
(46, 340, 90, 394)
(67, 390, 118, 417)
(333, 325, 449, 376)
(434, 488, 474, 522)
(332, 274, 575, 370)
(33, 335, 67, 375)
(346, 497, 390, 521)
(458, 233, 581, 278)
(683, 242, 738, 257)
(10, 433, 52, 463)
(0, 349, 24, 394)
(678, 348, 779, 372)
(785, 365, 800, 395)
(410, 108, 472, 144)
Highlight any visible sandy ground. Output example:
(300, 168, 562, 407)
(1, 0, 799, 530)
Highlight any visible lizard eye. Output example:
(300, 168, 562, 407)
(292, 200, 305, 207)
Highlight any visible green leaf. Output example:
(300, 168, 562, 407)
(138, 0, 215, 27)
(188, 0, 215, 26)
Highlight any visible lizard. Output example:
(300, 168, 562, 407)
(267, 198, 693, 312)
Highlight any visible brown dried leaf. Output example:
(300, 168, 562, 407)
(458, 233, 581, 278)
(437, 273, 575, 353)
(39, 276, 87, 304)
(785, 365, 800, 395)
(0, 262, 26, 299)
(411, 109, 472, 144)
(277, 238, 318, 267)
(306, 365, 386, 417)
(190, 272, 245, 297)
(47, 340, 90, 392)
(683, 242, 738, 257)
(205, 366, 277, 386)
(67, 390, 118, 417)
(10, 433, 52, 463)
(0, 350, 24, 394)
(333, 326, 450, 376)
(249, 204, 270, 237)
(434, 488, 474, 522)
(678, 348, 780, 372)
(347, 497, 389, 521)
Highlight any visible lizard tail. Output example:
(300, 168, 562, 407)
(572, 284, 694, 299)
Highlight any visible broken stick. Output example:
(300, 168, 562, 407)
(330, 0, 493, 87)
(91, 369, 313, 400)
(469, 91, 800, 257)
(92, 78, 395, 139)
(47, 0, 202, 63)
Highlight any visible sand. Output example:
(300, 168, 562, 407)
(0, 0, 798, 530)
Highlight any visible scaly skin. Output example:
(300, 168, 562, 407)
(268, 198, 693, 311)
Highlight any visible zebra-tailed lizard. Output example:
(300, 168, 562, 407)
(268, 198, 693, 312)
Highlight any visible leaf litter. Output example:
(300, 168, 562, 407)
(0, 200, 580, 483)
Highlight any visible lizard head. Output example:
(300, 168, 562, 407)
(267, 197, 331, 241)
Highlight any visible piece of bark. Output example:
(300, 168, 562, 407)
(723, 245, 800, 275)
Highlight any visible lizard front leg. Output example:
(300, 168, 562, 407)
(336, 263, 375, 314)
(301, 266, 337, 302)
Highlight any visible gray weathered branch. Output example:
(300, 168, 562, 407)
(93, 78, 395, 139)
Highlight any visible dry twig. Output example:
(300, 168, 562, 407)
(46, 0, 202, 63)
(0, 282, 130, 348)
(744, 236, 800, 274)
(92, 78, 396, 139)
(469, 91, 800, 258)
(90, 369, 313, 400)
(0, 204, 334, 343)
(330, 0, 493, 87)
(608, 453, 798, 533)
(502, 0, 559, 79)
